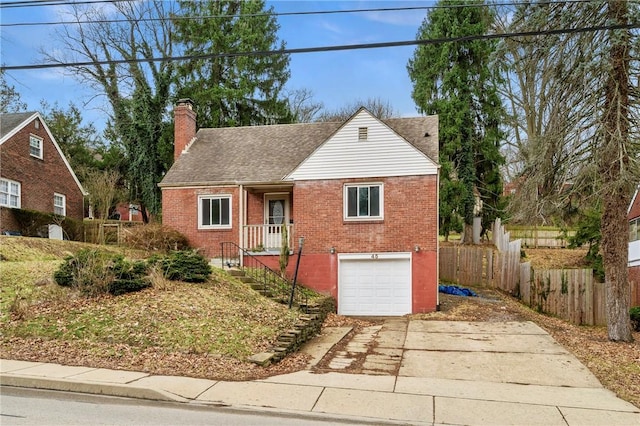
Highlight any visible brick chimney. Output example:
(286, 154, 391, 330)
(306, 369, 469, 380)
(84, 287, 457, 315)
(174, 99, 196, 161)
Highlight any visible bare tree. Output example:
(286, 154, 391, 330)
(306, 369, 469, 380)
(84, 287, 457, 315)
(315, 97, 399, 122)
(42, 1, 176, 221)
(83, 169, 122, 244)
(494, 1, 602, 225)
(496, 1, 639, 340)
(285, 88, 324, 123)
(0, 70, 27, 113)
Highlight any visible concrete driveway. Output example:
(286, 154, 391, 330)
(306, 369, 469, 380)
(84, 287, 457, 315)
(2, 319, 639, 425)
(292, 317, 640, 424)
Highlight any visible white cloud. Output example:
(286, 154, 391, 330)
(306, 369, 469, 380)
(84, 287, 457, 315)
(363, 10, 424, 27)
(318, 19, 345, 35)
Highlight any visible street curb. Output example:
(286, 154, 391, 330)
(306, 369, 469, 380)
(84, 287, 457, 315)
(0, 374, 188, 403)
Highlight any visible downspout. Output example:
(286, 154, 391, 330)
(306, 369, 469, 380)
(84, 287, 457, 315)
(436, 170, 440, 311)
(238, 184, 244, 266)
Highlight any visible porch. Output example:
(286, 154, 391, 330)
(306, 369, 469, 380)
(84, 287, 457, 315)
(239, 184, 295, 254)
(243, 224, 295, 254)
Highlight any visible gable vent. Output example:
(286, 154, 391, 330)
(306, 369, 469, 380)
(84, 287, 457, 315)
(358, 127, 368, 141)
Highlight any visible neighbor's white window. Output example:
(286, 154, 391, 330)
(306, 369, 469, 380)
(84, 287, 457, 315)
(29, 135, 43, 159)
(0, 178, 21, 208)
(344, 183, 383, 220)
(54, 193, 66, 216)
(199, 195, 232, 229)
(631, 218, 640, 242)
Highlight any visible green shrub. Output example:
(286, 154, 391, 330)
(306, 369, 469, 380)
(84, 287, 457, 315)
(54, 249, 150, 296)
(150, 250, 211, 283)
(54, 249, 112, 296)
(566, 207, 604, 281)
(9, 208, 84, 241)
(630, 306, 640, 332)
(107, 255, 150, 296)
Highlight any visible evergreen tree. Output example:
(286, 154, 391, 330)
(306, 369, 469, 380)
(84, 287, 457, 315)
(173, 0, 292, 128)
(41, 102, 104, 176)
(407, 0, 505, 243)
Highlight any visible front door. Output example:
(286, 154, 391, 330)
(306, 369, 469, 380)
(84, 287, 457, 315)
(264, 194, 290, 250)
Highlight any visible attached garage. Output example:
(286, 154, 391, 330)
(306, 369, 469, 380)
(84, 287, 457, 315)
(338, 253, 412, 316)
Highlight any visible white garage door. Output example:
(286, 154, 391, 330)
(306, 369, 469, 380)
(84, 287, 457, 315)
(338, 253, 412, 316)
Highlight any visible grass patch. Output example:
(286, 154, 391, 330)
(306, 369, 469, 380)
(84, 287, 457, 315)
(1, 237, 303, 361)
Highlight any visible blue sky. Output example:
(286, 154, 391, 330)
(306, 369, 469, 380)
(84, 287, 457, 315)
(1, 1, 431, 130)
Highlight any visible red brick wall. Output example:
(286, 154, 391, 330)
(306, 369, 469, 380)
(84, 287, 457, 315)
(292, 176, 438, 255)
(0, 208, 19, 231)
(630, 265, 640, 307)
(163, 175, 439, 313)
(162, 186, 239, 257)
(174, 101, 196, 161)
(247, 192, 263, 225)
(412, 251, 438, 312)
(0, 117, 84, 230)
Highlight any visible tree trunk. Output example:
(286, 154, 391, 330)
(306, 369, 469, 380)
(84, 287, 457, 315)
(601, 0, 632, 342)
(462, 223, 474, 245)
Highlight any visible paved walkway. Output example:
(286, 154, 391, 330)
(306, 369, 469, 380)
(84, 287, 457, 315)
(2, 320, 639, 425)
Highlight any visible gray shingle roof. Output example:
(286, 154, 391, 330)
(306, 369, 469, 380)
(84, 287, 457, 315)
(160, 114, 438, 187)
(0, 112, 37, 140)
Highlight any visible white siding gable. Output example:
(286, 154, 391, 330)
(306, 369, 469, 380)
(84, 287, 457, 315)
(285, 110, 438, 181)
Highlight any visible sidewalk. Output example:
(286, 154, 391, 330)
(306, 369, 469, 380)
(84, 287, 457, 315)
(2, 320, 640, 425)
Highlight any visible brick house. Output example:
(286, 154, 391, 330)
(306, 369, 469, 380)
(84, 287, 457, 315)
(160, 100, 440, 315)
(629, 185, 640, 307)
(0, 112, 85, 233)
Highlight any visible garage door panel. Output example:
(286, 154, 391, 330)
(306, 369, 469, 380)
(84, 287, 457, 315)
(338, 255, 411, 316)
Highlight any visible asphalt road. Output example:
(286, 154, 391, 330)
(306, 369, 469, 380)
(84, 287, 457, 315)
(0, 386, 374, 426)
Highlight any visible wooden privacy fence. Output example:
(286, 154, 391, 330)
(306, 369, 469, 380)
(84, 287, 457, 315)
(505, 226, 576, 248)
(439, 246, 520, 294)
(439, 218, 609, 326)
(83, 220, 141, 244)
(520, 266, 606, 326)
(439, 247, 606, 326)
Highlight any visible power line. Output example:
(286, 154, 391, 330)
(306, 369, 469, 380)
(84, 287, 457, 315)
(0, 0, 130, 8)
(1, 22, 637, 72)
(0, 0, 600, 26)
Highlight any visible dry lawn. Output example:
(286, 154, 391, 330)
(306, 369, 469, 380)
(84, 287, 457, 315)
(1, 239, 638, 409)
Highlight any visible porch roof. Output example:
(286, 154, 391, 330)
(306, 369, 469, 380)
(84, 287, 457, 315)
(160, 115, 438, 187)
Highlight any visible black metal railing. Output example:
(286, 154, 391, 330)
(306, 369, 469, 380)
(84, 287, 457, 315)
(220, 242, 308, 311)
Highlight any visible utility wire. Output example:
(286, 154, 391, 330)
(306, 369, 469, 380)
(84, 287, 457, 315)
(1, 22, 637, 72)
(0, 0, 604, 25)
(0, 0, 130, 8)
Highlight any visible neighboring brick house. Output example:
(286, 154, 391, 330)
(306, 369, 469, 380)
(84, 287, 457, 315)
(0, 112, 85, 233)
(160, 100, 440, 315)
(111, 202, 145, 222)
(629, 185, 640, 307)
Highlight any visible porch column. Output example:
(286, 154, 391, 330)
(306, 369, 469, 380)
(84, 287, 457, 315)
(238, 184, 244, 262)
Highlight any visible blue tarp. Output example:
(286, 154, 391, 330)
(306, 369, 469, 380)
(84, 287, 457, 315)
(439, 284, 477, 297)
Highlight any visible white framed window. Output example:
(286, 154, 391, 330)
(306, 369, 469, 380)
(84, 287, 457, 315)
(198, 194, 232, 229)
(631, 218, 640, 242)
(344, 183, 383, 220)
(30, 135, 43, 159)
(0, 178, 21, 208)
(54, 193, 66, 216)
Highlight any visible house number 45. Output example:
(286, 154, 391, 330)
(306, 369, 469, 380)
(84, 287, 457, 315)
(371, 254, 379, 260)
